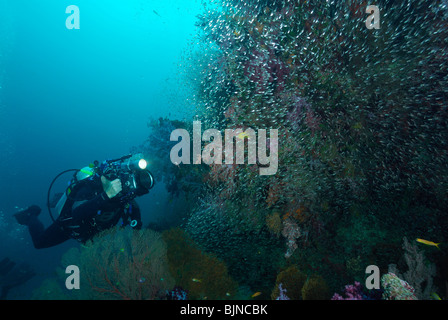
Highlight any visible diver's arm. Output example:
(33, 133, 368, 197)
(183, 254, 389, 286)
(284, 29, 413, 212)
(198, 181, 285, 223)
(70, 177, 122, 223)
(102, 177, 122, 199)
(70, 191, 110, 223)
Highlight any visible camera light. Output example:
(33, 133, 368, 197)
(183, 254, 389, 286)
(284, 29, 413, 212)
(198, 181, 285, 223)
(138, 159, 147, 170)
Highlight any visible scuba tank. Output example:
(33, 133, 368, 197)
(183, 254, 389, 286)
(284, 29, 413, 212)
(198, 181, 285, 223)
(47, 164, 97, 222)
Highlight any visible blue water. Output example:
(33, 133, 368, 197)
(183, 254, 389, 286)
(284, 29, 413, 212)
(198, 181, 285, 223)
(0, 0, 201, 299)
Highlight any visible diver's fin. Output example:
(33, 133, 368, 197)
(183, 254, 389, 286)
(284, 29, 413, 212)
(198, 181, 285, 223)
(13, 205, 41, 226)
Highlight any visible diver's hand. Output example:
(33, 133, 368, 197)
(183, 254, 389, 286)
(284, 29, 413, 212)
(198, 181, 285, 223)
(101, 176, 122, 199)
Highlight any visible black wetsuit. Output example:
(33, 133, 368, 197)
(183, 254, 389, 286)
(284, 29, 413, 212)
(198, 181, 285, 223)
(26, 175, 142, 249)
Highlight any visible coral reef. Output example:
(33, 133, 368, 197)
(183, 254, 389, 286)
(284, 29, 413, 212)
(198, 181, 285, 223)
(60, 228, 174, 300)
(402, 237, 437, 300)
(133, 117, 207, 201)
(134, 0, 448, 298)
(166, 286, 188, 300)
(281, 217, 302, 259)
(191, 0, 445, 263)
(274, 283, 290, 300)
(388, 237, 437, 300)
(265, 211, 282, 237)
(331, 281, 364, 300)
(271, 265, 331, 300)
(271, 265, 306, 300)
(162, 228, 238, 300)
(331, 281, 383, 300)
(301, 275, 330, 300)
(381, 272, 417, 300)
(185, 198, 284, 290)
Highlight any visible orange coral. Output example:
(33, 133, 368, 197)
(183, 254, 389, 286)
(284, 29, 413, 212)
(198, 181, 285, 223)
(283, 204, 308, 223)
(266, 212, 282, 237)
(162, 228, 237, 300)
(266, 181, 284, 208)
(266, 186, 279, 208)
(301, 275, 330, 300)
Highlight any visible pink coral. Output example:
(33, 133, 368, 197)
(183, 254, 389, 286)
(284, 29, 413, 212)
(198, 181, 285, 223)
(305, 109, 321, 134)
(244, 46, 289, 96)
(331, 281, 364, 300)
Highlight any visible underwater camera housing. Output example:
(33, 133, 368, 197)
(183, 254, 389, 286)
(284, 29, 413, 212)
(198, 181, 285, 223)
(99, 154, 155, 203)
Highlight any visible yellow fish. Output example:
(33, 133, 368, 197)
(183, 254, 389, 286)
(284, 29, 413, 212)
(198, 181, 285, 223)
(251, 292, 262, 298)
(431, 292, 442, 300)
(192, 278, 202, 283)
(416, 238, 440, 249)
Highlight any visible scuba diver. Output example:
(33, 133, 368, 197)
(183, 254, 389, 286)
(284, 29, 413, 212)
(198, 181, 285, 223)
(13, 154, 154, 249)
